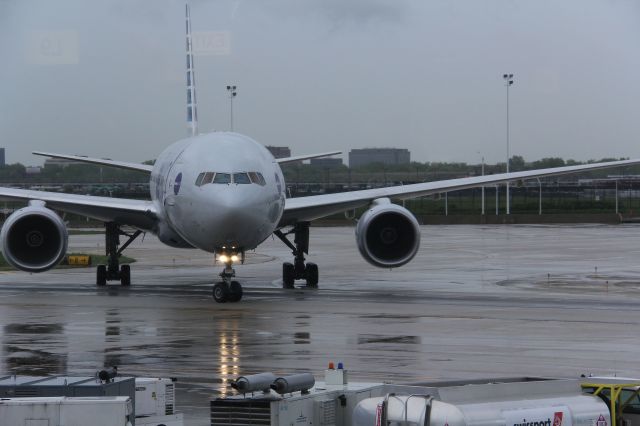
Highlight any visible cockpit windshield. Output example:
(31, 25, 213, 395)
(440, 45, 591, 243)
(213, 173, 231, 184)
(202, 172, 215, 185)
(195, 171, 265, 186)
(249, 172, 266, 186)
(233, 173, 251, 184)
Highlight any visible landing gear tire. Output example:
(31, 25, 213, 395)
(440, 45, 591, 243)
(213, 282, 230, 303)
(228, 281, 243, 302)
(283, 262, 295, 289)
(305, 262, 319, 288)
(120, 265, 131, 286)
(96, 265, 107, 286)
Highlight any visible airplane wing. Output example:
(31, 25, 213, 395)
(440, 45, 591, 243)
(279, 158, 640, 226)
(276, 151, 342, 164)
(33, 151, 153, 173)
(0, 187, 158, 231)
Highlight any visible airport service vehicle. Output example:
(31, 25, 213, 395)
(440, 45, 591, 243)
(2, 5, 640, 302)
(0, 396, 133, 426)
(212, 371, 616, 426)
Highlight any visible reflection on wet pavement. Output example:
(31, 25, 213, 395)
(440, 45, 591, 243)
(356, 335, 421, 345)
(4, 323, 67, 376)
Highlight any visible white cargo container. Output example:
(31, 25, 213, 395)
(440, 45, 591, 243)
(0, 396, 133, 426)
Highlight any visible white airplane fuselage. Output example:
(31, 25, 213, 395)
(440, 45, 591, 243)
(150, 132, 286, 253)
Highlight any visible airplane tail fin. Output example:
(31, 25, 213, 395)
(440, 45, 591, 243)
(185, 3, 199, 137)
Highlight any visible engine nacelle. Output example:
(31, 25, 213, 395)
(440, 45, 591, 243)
(0, 203, 68, 272)
(356, 198, 420, 268)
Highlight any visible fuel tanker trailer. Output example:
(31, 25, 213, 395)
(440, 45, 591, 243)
(353, 379, 611, 426)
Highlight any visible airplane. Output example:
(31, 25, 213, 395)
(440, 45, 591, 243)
(1, 4, 639, 303)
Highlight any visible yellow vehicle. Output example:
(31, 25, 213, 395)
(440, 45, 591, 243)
(582, 378, 640, 426)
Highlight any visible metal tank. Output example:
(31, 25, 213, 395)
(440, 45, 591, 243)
(353, 382, 610, 426)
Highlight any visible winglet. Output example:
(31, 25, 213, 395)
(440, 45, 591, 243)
(185, 3, 199, 136)
(276, 151, 342, 164)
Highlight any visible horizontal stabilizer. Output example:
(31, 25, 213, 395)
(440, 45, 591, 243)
(33, 152, 153, 173)
(276, 151, 342, 164)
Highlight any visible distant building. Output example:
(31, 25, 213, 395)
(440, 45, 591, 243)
(349, 148, 410, 168)
(25, 166, 42, 175)
(266, 146, 291, 159)
(0, 148, 5, 167)
(310, 158, 343, 168)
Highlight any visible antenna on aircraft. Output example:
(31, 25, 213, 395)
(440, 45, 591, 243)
(185, 2, 199, 136)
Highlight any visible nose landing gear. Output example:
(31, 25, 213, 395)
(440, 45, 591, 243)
(212, 250, 244, 303)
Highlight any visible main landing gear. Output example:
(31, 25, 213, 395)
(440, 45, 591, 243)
(96, 222, 142, 287)
(212, 251, 244, 303)
(274, 222, 319, 289)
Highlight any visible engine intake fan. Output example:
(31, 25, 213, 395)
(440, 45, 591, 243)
(0, 203, 68, 273)
(355, 198, 420, 268)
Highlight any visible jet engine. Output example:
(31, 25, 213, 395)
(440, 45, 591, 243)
(0, 203, 68, 272)
(356, 198, 420, 268)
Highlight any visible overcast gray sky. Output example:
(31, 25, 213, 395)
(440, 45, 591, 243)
(1, 0, 639, 166)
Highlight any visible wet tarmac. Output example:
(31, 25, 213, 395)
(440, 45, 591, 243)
(1, 224, 640, 425)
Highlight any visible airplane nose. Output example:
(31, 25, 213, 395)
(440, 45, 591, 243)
(209, 191, 261, 244)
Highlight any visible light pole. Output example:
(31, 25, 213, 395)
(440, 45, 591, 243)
(226, 85, 237, 131)
(615, 180, 619, 214)
(477, 152, 485, 215)
(445, 192, 448, 216)
(503, 73, 514, 214)
(537, 177, 542, 215)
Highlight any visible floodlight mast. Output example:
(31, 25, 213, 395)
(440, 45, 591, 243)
(503, 73, 514, 214)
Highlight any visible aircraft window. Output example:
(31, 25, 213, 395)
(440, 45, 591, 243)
(195, 172, 205, 186)
(213, 173, 231, 184)
(247, 172, 267, 186)
(202, 172, 215, 185)
(248, 172, 260, 185)
(256, 172, 266, 186)
(233, 173, 251, 184)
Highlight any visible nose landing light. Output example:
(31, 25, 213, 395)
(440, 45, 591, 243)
(216, 247, 244, 266)
(218, 254, 239, 263)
